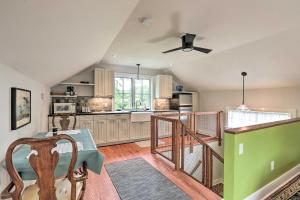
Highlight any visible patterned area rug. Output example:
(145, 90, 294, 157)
(289, 191, 300, 200)
(105, 158, 191, 200)
(266, 174, 300, 200)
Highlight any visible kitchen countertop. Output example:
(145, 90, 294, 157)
(48, 110, 178, 117)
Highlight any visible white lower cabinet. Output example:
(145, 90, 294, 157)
(154, 112, 178, 138)
(106, 119, 119, 143)
(94, 116, 107, 145)
(106, 114, 130, 143)
(130, 122, 150, 140)
(78, 116, 94, 132)
(49, 113, 150, 146)
(118, 118, 130, 141)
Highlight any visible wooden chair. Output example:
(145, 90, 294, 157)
(52, 114, 77, 131)
(1, 134, 87, 200)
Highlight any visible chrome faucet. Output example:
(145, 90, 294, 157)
(135, 100, 142, 110)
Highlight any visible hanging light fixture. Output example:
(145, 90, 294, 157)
(136, 64, 140, 80)
(237, 72, 249, 111)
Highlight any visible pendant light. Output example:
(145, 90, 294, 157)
(136, 64, 140, 80)
(237, 72, 249, 111)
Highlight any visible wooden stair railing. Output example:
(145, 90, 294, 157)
(151, 111, 224, 193)
(181, 121, 224, 191)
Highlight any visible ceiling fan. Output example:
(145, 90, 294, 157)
(162, 33, 212, 54)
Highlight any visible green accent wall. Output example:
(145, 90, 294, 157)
(224, 122, 300, 200)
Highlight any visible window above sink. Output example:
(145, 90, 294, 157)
(114, 73, 153, 111)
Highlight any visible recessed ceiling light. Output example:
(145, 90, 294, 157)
(112, 54, 117, 58)
(169, 63, 173, 67)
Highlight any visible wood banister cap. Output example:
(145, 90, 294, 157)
(225, 118, 300, 134)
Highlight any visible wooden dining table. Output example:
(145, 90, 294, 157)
(3, 128, 104, 180)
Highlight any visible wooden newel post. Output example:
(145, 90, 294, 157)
(150, 115, 156, 154)
(217, 111, 222, 146)
(203, 146, 213, 188)
(181, 125, 185, 170)
(174, 120, 181, 170)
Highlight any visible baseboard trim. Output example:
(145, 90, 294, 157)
(245, 164, 300, 200)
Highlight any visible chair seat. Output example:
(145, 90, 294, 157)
(22, 178, 83, 200)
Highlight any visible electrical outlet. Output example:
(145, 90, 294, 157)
(271, 161, 275, 171)
(239, 143, 244, 155)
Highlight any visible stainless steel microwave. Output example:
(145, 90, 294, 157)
(53, 103, 76, 114)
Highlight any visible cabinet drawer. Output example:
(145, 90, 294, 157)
(107, 114, 130, 120)
(94, 115, 107, 120)
(78, 116, 94, 121)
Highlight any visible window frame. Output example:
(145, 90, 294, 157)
(114, 73, 153, 110)
(225, 106, 297, 128)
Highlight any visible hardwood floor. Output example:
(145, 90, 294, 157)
(84, 141, 222, 200)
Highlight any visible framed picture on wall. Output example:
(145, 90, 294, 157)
(11, 88, 31, 130)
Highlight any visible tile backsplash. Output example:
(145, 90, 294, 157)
(87, 98, 112, 112)
(52, 96, 112, 113)
(153, 98, 170, 110)
(51, 97, 171, 113)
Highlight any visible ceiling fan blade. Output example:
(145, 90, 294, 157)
(162, 47, 182, 54)
(193, 46, 212, 54)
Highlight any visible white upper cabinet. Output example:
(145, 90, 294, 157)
(94, 68, 114, 97)
(155, 75, 173, 98)
(192, 92, 199, 112)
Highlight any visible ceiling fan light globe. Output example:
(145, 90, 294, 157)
(183, 47, 193, 52)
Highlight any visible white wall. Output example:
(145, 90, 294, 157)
(199, 87, 300, 116)
(0, 64, 50, 189)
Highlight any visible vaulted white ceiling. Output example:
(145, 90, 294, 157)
(0, 0, 139, 86)
(1, 0, 300, 90)
(103, 0, 300, 91)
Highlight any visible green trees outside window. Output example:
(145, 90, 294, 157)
(115, 76, 151, 110)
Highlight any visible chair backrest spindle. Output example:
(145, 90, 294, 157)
(52, 114, 77, 131)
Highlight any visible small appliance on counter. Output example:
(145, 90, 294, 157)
(81, 104, 91, 113)
(65, 86, 77, 96)
(53, 103, 76, 114)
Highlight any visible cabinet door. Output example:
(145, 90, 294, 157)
(160, 76, 166, 97)
(192, 92, 199, 112)
(165, 75, 173, 98)
(118, 119, 130, 141)
(94, 119, 107, 145)
(94, 68, 114, 97)
(155, 75, 163, 98)
(79, 120, 94, 132)
(130, 122, 150, 140)
(130, 122, 140, 140)
(155, 75, 172, 98)
(106, 119, 119, 143)
(94, 68, 105, 97)
(104, 70, 114, 97)
(141, 122, 151, 138)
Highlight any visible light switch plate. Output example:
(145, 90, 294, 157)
(239, 143, 244, 155)
(271, 161, 275, 171)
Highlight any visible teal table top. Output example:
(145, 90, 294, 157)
(4, 129, 104, 180)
